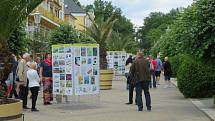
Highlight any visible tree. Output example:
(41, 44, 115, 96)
(137, 9, 181, 54)
(85, 0, 136, 53)
(85, 15, 117, 69)
(7, 23, 29, 56)
(50, 24, 80, 45)
(0, 0, 43, 98)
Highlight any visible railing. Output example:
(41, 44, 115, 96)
(34, 6, 63, 25)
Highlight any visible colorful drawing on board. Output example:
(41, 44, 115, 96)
(91, 76, 95, 84)
(66, 74, 72, 80)
(65, 47, 72, 53)
(60, 74, 65, 80)
(53, 48, 59, 53)
(59, 47, 64, 53)
(84, 75, 90, 84)
(81, 57, 87, 64)
(75, 57, 81, 66)
(87, 48, 93, 56)
(93, 68, 98, 75)
(93, 48, 97, 56)
(87, 58, 92, 64)
(81, 47, 86, 56)
(74, 47, 80, 56)
(66, 81, 72, 87)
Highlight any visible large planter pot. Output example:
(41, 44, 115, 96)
(100, 69, 113, 90)
(0, 99, 22, 121)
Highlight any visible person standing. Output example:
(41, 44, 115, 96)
(130, 52, 151, 111)
(125, 55, 136, 105)
(163, 57, 172, 88)
(40, 53, 53, 105)
(17, 53, 30, 109)
(155, 56, 162, 85)
(149, 55, 156, 88)
(27, 63, 40, 112)
(9, 54, 19, 98)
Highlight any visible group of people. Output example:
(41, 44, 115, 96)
(9, 53, 53, 112)
(125, 52, 172, 111)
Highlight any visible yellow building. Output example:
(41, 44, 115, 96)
(64, 0, 94, 31)
(27, 0, 65, 37)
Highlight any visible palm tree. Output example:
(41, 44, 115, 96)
(0, 0, 43, 98)
(85, 15, 117, 69)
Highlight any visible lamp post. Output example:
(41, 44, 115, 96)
(33, 11, 41, 58)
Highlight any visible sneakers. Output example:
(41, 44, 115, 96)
(31, 108, 39, 112)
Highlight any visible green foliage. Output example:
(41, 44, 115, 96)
(153, 0, 215, 61)
(50, 24, 80, 45)
(138, 9, 181, 54)
(7, 23, 29, 55)
(85, 0, 136, 52)
(177, 55, 215, 98)
(78, 32, 96, 44)
(0, 0, 43, 47)
(169, 54, 187, 77)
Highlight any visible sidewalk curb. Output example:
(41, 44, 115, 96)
(171, 79, 215, 121)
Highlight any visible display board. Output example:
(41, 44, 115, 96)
(107, 51, 127, 75)
(52, 44, 100, 96)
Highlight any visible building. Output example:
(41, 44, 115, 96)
(64, 0, 94, 31)
(27, 0, 65, 37)
(27, 0, 65, 56)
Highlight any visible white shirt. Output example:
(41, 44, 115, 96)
(27, 69, 40, 88)
(125, 63, 132, 73)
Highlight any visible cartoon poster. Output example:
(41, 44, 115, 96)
(52, 44, 100, 96)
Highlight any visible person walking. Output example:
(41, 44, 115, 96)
(27, 63, 40, 112)
(40, 53, 53, 105)
(125, 55, 133, 90)
(155, 56, 162, 85)
(163, 57, 172, 88)
(148, 55, 156, 88)
(130, 52, 151, 111)
(17, 53, 31, 109)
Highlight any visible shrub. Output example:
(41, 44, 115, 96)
(177, 55, 215, 98)
(169, 54, 187, 77)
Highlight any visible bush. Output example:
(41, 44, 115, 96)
(177, 55, 215, 98)
(169, 54, 187, 77)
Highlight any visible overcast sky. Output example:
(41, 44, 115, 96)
(79, 0, 193, 27)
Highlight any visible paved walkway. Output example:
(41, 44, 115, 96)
(24, 77, 211, 121)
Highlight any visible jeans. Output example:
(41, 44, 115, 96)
(30, 87, 39, 109)
(135, 81, 151, 110)
(150, 71, 156, 88)
(9, 82, 18, 98)
(128, 84, 136, 103)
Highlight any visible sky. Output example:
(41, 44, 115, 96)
(78, 0, 193, 27)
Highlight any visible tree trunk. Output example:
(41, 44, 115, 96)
(99, 47, 107, 69)
(0, 47, 13, 98)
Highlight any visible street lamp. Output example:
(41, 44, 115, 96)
(34, 11, 41, 24)
(32, 11, 42, 58)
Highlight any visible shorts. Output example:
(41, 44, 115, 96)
(155, 71, 161, 77)
(164, 76, 171, 81)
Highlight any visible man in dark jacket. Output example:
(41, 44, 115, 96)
(130, 52, 151, 111)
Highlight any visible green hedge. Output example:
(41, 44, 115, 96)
(177, 55, 215, 98)
(169, 54, 187, 77)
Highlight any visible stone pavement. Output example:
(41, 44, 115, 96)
(24, 77, 211, 121)
(172, 79, 215, 121)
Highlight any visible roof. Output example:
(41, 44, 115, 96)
(64, 0, 86, 15)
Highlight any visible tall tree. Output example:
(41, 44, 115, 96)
(85, 15, 117, 69)
(0, 0, 43, 98)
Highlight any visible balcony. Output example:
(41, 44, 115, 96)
(34, 6, 63, 25)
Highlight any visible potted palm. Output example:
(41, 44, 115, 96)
(0, 1, 43, 120)
(85, 15, 117, 90)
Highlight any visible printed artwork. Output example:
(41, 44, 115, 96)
(106, 51, 127, 75)
(52, 44, 100, 96)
